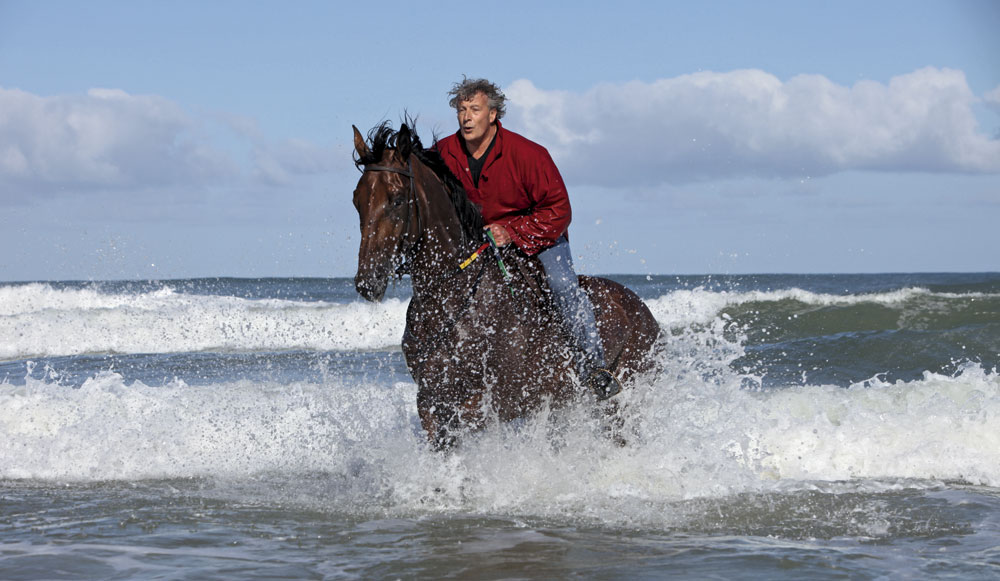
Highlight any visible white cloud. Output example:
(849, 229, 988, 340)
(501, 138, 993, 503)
(985, 84, 1000, 113)
(0, 87, 342, 201)
(0, 87, 239, 195)
(505, 68, 1000, 186)
(215, 112, 348, 187)
(251, 138, 347, 186)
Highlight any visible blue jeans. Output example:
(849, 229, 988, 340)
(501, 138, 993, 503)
(536, 236, 606, 375)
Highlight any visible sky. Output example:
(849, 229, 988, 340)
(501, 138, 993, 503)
(1, 0, 998, 281)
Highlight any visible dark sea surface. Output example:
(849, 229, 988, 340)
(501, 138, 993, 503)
(2, 273, 999, 579)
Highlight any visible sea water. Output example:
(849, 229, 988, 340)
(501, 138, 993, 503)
(1, 273, 999, 579)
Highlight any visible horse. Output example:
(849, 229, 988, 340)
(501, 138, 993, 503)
(351, 121, 661, 449)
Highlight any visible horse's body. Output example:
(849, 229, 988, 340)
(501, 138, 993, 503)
(352, 122, 660, 448)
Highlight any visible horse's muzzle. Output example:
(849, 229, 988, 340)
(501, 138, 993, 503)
(355, 272, 388, 302)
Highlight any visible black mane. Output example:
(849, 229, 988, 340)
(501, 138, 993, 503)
(356, 120, 484, 242)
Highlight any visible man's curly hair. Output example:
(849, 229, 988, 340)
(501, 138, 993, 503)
(447, 77, 506, 120)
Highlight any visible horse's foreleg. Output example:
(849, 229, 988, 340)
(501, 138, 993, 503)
(417, 389, 453, 450)
(417, 386, 485, 451)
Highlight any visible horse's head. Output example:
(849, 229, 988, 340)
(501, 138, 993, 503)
(352, 123, 419, 302)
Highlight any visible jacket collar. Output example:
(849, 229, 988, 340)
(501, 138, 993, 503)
(480, 120, 503, 169)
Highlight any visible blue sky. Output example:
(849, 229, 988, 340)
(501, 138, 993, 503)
(1, 0, 998, 280)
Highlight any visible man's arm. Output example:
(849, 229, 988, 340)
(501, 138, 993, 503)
(502, 148, 572, 255)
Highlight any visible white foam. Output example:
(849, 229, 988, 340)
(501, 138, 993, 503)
(0, 372, 419, 481)
(4, 279, 997, 531)
(0, 282, 175, 316)
(6, 282, 985, 359)
(0, 283, 408, 359)
(643, 285, 995, 329)
(745, 364, 1000, 485)
(2, 362, 998, 525)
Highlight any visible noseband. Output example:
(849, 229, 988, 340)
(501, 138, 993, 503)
(363, 158, 422, 270)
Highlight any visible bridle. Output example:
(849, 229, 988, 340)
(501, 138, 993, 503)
(362, 157, 422, 268)
(361, 152, 479, 280)
(364, 157, 492, 339)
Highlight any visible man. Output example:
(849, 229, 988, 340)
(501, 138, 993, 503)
(435, 77, 621, 400)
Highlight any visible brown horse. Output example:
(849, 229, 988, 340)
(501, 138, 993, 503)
(352, 121, 660, 449)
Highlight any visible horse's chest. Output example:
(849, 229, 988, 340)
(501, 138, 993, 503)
(404, 292, 574, 392)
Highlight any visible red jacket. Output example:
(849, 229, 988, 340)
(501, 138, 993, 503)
(435, 121, 571, 255)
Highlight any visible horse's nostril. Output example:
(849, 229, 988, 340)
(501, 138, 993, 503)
(354, 273, 386, 302)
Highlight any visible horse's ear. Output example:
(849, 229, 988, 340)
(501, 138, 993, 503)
(353, 125, 370, 159)
(397, 124, 412, 159)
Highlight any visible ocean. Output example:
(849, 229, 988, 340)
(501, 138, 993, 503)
(1, 273, 999, 579)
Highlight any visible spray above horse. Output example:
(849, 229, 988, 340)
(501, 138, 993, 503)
(351, 115, 660, 449)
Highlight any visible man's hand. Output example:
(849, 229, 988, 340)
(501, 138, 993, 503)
(485, 223, 511, 246)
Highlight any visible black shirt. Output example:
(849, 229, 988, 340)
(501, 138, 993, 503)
(465, 133, 496, 188)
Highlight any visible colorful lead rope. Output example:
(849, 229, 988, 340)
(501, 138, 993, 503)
(458, 242, 490, 270)
(457, 232, 515, 298)
(486, 230, 515, 297)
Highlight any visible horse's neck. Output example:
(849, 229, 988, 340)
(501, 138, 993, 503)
(409, 184, 477, 299)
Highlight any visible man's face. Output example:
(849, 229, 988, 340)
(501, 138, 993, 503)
(456, 92, 497, 144)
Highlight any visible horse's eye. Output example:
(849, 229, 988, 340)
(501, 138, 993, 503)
(391, 194, 406, 207)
